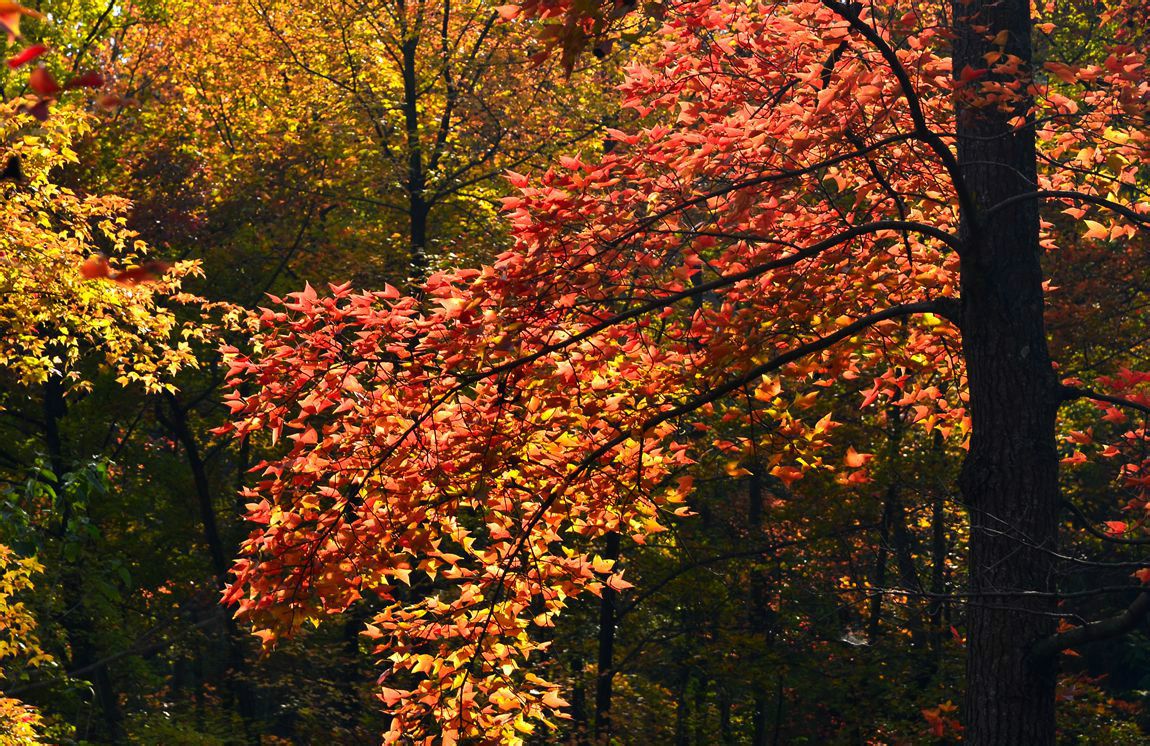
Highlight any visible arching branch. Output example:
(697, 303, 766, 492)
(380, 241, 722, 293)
(987, 190, 1150, 230)
(1030, 592, 1150, 662)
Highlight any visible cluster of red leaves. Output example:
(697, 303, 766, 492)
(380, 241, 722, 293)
(218, 0, 1150, 742)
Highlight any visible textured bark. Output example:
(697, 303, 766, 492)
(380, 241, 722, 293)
(954, 0, 1060, 742)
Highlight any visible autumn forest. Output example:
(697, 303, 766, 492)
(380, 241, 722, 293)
(1, 0, 1149, 743)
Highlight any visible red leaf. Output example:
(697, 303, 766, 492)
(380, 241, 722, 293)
(112, 259, 172, 286)
(6, 42, 46, 68)
(959, 65, 987, 84)
(96, 93, 130, 110)
(28, 64, 59, 96)
(1104, 521, 1128, 536)
(64, 70, 104, 89)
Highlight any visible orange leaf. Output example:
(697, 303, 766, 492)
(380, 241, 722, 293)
(1082, 220, 1109, 241)
(1104, 521, 1127, 536)
(844, 446, 872, 468)
(79, 255, 111, 279)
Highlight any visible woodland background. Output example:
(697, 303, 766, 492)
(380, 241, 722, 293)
(1, 0, 1149, 744)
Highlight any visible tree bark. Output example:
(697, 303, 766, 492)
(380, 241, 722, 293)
(954, 0, 1060, 742)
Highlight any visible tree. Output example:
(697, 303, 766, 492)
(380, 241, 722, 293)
(212, 0, 1150, 743)
(99, 0, 619, 285)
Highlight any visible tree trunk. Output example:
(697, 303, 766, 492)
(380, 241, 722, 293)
(398, 2, 430, 279)
(954, 0, 1060, 742)
(593, 531, 620, 742)
(160, 394, 258, 739)
(569, 654, 589, 746)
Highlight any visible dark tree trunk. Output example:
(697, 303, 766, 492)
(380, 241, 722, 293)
(866, 504, 890, 640)
(161, 394, 228, 584)
(692, 677, 708, 746)
(953, 0, 1060, 742)
(593, 531, 620, 742)
(398, 1, 430, 279)
(718, 686, 734, 745)
(928, 489, 948, 660)
(569, 654, 589, 746)
(674, 668, 690, 746)
(160, 394, 258, 738)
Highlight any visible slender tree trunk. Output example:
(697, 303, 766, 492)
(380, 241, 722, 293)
(928, 491, 948, 661)
(747, 466, 773, 746)
(398, 3, 430, 279)
(692, 677, 708, 746)
(162, 395, 228, 582)
(867, 503, 890, 640)
(570, 654, 589, 746)
(594, 531, 620, 742)
(954, 0, 1060, 742)
(718, 687, 734, 745)
(160, 394, 258, 739)
(674, 668, 690, 746)
(751, 692, 768, 746)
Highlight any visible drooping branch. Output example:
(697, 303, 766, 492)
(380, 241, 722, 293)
(1030, 592, 1150, 662)
(592, 132, 924, 252)
(469, 299, 951, 654)
(568, 300, 952, 479)
(987, 190, 1150, 230)
(463, 222, 961, 384)
(820, 0, 977, 228)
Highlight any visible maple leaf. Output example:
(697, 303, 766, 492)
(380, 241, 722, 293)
(844, 446, 872, 468)
(1103, 521, 1127, 535)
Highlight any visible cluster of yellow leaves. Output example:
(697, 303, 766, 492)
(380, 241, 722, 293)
(0, 545, 49, 745)
(0, 102, 208, 394)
